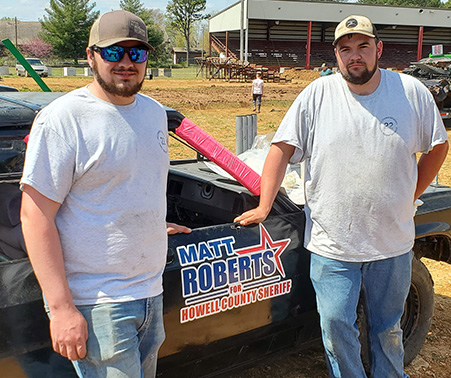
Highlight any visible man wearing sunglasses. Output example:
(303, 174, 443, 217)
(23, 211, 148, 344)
(20, 10, 189, 378)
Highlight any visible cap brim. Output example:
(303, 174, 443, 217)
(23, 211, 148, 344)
(333, 31, 376, 46)
(94, 37, 154, 50)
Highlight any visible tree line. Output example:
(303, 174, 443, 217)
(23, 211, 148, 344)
(15, 0, 208, 66)
(11, 0, 451, 65)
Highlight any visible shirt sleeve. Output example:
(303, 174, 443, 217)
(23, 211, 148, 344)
(417, 81, 449, 154)
(272, 87, 313, 164)
(20, 110, 76, 204)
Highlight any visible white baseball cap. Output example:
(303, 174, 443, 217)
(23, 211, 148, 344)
(333, 15, 378, 46)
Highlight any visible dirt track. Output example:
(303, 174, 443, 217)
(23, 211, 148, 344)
(1, 72, 450, 377)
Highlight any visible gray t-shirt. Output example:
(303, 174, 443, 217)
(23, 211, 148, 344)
(21, 87, 169, 305)
(273, 69, 448, 262)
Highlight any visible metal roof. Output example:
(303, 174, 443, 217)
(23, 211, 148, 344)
(210, 0, 451, 32)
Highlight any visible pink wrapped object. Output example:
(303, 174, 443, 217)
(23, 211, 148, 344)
(175, 117, 261, 196)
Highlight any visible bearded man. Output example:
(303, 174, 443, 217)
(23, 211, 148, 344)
(20, 10, 189, 378)
(235, 14, 449, 378)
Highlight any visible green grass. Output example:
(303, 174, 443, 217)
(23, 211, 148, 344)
(7, 66, 88, 77)
(5, 65, 200, 80)
(151, 66, 200, 80)
(49, 67, 87, 76)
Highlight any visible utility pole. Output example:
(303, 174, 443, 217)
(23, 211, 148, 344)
(14, 17, 18, 47)
(202, 24, 205, 59)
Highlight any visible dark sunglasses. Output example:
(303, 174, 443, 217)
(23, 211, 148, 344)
(92, 45, 148, 63)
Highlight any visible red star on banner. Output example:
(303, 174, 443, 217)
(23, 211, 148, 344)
(234, 224, 291, 277)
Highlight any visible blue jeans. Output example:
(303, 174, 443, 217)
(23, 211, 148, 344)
(310, 251, 412, 378)
(72, 294, 165, 378)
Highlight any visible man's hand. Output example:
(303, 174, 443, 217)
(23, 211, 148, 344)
(167, 222, 191, 235)
(49, 306, 88, 361)
(234, 206, 270, 226)
(234, 142, 295, 227)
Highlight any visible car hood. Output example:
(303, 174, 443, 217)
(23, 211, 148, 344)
(0, 92, 65, 127)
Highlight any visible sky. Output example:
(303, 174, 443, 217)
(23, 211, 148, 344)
(1, 0, 238, 22)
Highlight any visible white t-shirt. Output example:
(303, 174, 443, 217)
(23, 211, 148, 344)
(273, 69, 448, 262)
(252, 78, 264, 94)
(21, 87, 169, 305)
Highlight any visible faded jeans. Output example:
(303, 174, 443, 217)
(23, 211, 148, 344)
(72, 294, 165, 378)
(310, 251, 412, 378)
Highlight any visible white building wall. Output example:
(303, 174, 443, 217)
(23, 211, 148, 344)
(209, 2, 246, 32)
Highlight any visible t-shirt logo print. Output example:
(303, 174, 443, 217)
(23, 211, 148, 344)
(157, 130, 168, 152)
(380, 116, 398, 136)
(346, 19, 358, 28)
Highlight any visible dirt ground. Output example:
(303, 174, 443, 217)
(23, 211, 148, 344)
(1, 72, 451, 377)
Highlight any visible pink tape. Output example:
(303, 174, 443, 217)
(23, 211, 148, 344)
(175, 118, 261, 196)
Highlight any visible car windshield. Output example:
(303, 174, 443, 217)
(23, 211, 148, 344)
(26, 59, 43, 65)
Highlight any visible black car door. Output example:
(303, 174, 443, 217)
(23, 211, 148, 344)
(158, 211, 318, 377)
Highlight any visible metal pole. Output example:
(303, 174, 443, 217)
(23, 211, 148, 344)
(244, 0, 249, 63)
(417, 26, 424, 61)
(201, 26, 205, 79)
(208, 32, 211, 58)
(202, 26, 204, 59)
(242, 115, 248, 152)
(251, 113, 257, 147)
(236, 116, 244, 155)
(246, 115, 254, 150)
(306, 21, 312, 70)
(2, 38, 51, 92)
(14, 17, 18, 47)
(226, 31, 229, 58)
(245, 22, 249, 63)
(240, 0, 244, 61)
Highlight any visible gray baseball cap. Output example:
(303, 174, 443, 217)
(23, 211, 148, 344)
(88, 10, 153, 50)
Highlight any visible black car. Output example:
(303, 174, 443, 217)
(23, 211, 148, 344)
(0, 92, 450, 377)
(0, 85, 19, 92)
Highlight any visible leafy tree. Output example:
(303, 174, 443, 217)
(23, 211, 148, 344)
(358, 0, 441, 7)
(120, 0, 168, 65)
(166, 22, 197, 49)
(148, 8, 166, 29)
(148, 28, 170, 66)
(166, 0, 208, 64)
(20, 37, 53, 59)
(119, 0, 147, 15)
(40, 0, 99, 64)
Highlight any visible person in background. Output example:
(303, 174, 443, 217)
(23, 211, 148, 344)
(20, 10, 190, 378)
(320, 62, 333, 76)
(252, 71, 264, 112)
(235, 14, 448, 378)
